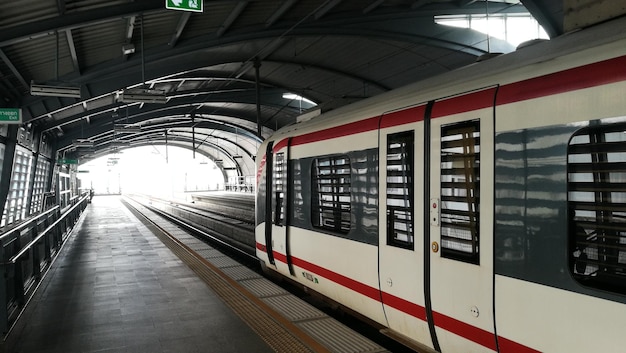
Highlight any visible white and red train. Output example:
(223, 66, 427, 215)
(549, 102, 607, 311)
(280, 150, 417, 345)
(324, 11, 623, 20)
(255, 15, 626, 353)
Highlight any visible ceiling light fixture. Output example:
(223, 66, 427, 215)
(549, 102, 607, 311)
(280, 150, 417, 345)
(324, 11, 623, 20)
(113, 124, 142, 133)
(118, 88, 167, 104)
(31, 82, 81, 98)
(122, 43, 135, 55)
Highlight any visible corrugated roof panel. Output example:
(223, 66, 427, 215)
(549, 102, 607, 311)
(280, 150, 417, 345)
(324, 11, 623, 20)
(73, 19, 126, 69)
(4, 34, 74, 82)
(0, 0, 58, 29)
(180, 5, 237, 41)
(0, 60, 26, 97)
(230, 1, 283, 28)
(275, 0, 338, 23)
(138, 11, 180, 49)
(64, 0, 132, 13)
(332, 0, 378, 14)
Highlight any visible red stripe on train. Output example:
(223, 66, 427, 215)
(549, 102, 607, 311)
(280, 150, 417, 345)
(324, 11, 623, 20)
(497, 56, 626, 105)
(290, 116, 380, 147)
(431, 87, 497, 118)
(291, 255, 381, 301)
(380, 291, 427, 321)
(379, 105, 426, 128)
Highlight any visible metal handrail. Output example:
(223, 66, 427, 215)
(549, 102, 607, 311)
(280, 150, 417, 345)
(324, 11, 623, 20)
(7, 195, 89, 263)
(0, 206, 60, 242)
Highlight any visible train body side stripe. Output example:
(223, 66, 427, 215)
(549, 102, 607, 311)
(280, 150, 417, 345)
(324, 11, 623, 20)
(290, 116, 380, 148)
(257, 244, 541, 353)
(431, 87, 496, 118)
(290, 255, 382, 301)
(432, 311, 497, 351)
(379, 105, 426, 128)
(497, 55, 626, 105)
(380, 292, 427, 321)
(498, 337, 542, 353)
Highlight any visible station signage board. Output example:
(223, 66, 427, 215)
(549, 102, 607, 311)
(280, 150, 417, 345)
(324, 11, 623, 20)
(165, 0, 203, 12)
(58, 158, 78, 165)
(0, 108, 22, 124)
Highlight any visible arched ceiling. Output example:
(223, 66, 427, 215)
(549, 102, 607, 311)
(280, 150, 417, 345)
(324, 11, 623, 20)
(0, 0, 564, 176)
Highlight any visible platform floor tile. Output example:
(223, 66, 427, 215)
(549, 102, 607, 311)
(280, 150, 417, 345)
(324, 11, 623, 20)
(3, 196, 274, 353)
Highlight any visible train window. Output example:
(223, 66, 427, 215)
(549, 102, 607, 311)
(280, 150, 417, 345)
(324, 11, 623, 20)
(440, 120, 480, 264)
(386, 131, 414, 249)
(568, 123, 626, 294)
(311, 155, 351, 234)
(273, 152, 285, 226)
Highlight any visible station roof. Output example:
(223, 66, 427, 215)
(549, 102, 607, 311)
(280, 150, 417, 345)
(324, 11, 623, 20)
(0, 0, 563, 173)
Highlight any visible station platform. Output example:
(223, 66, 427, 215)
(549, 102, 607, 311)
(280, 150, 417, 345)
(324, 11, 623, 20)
(2, 196, 389, 353)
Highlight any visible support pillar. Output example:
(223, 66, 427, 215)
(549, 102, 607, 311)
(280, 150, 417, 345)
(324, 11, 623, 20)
(254, 58, 262, 139)
(0, 125, 19, 221)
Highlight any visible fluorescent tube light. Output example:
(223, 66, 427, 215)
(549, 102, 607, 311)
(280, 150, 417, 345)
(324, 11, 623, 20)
(118, 89, 167, 104)
(282, 92, 316, 105)
(31, 82, 81, 98)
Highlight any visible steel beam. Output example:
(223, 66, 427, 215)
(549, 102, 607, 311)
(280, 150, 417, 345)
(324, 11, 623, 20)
(169, 12, 191, 47)
(265, 0, 298, 27)
(216, 1, 249, 37)
(363, 0, 385, 14)
(314, 0, 343, 20)
(0, 49, 28, 91)
(65, 29, 81, 74)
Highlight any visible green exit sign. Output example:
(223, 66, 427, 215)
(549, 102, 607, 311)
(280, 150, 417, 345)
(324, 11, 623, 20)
(58, 158, 78, 165)
(166, 0, 203, 12)
(0, 108, 22, 124)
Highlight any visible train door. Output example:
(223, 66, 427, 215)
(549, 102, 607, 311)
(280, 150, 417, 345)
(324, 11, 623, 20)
(427, 87, 497, 352)
(266, 139, 294, 275)
(378, 105, 435, 349)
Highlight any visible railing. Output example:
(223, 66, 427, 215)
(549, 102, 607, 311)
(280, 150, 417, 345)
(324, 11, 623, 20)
(0, 194, 90, 335)
(225, 176, 255, 193)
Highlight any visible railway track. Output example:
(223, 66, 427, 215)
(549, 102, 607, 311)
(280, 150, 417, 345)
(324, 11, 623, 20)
(126, 193, 256, 257)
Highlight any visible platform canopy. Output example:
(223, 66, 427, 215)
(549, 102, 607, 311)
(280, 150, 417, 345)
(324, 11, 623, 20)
(0, 0, 567, 172)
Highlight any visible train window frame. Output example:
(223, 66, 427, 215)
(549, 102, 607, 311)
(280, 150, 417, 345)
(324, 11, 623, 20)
(440, 119, 480, 264)
(311, 155, 352, 234)
(568, 123, 626, 294)
(273, 152, 285, 226)
(386, 131, 415, 250)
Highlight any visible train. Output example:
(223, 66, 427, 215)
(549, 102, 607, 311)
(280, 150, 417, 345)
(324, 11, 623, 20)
(255, 15, 626, 353)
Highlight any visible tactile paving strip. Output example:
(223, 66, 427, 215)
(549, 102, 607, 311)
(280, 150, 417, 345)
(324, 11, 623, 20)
(298, 318, 390, 353)
(221, 266, 264, 281)
(263, 295, 327, 322)
(239, 278, 289, 297)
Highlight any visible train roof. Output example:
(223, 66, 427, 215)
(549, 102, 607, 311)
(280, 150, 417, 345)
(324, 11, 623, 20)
(262, 15, 626, 148)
